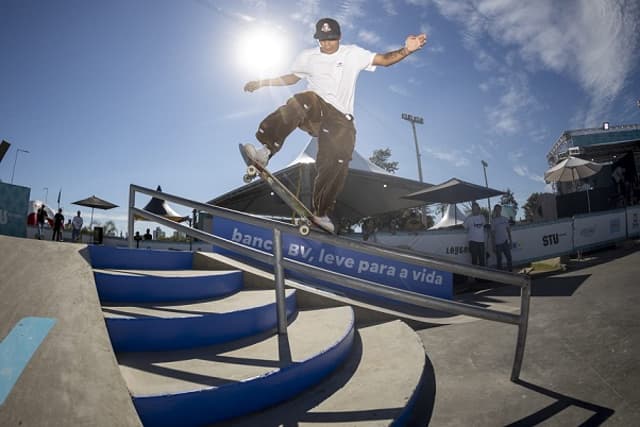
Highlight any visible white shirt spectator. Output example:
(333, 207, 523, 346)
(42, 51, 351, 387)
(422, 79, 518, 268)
(463, 214, 486, 243)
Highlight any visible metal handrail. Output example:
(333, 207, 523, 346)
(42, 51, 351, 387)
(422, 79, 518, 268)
(128, 184, 531, 380)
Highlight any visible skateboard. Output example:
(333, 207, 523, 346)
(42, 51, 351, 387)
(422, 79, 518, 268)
(239, 144, 335, 236)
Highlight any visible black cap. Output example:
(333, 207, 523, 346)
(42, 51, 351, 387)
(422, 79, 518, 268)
(314, 18, 341, 40)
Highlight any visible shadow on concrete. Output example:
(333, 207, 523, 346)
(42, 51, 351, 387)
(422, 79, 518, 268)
(478, 274, 591, 298)
(507, 379, 614, 426)
(406, 351, 437, 426)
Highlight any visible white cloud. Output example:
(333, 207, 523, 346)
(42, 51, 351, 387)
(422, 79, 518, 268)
(389, 84, 411, 97)
(513, 164, 545, 183)
(484, 73, 538, 135)
(431, 0, 640, 127)
(381, 0, 398, 15)
(358, 29, 382, 45)
(290, 0, 320, 28)
(425, 147, 470, 167)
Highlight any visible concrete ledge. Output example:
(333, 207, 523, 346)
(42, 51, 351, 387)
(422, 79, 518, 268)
(89, 245, 193, 270)
(218, 319, 427, 426)
(94, 269, 243, 303)
(104, 289, 297, 352)
(119, 306, 355, 427)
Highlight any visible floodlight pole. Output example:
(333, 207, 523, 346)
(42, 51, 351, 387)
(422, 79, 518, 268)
(401, 113, 424, 182)
(481, 160, 491, 214)
(10, 148, 29, 184)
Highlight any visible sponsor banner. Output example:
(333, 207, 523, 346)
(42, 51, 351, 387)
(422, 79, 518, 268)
(212, 217, 453, 299)
(404, 230, 471, 263)
(574, 210, 627, 250)
(0, 182, 30, 238)
(510, 220, 573, 263)
(375, 229, 477, 264)
(375, 225, 571, 267)
(626, 206, 640, 238)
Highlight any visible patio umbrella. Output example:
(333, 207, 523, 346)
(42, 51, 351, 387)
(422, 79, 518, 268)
(72, 195, 118, 229)
(544, 156, 603, 212)
(136, 185, 189, 222)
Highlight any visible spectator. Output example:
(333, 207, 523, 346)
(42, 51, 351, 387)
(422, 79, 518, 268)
(463, 202, 486, 267)
(491, 204, 513, 271)
(134, 231, 142, 248)
(71, 210, 83, 242)
(143, 228, 152, 240)
(36, 204, 48, 240)
(52, 208, 64, 242)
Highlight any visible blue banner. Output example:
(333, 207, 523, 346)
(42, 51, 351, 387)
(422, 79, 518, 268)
(212, 217, 452, 299)
(0, 182, 30, 238)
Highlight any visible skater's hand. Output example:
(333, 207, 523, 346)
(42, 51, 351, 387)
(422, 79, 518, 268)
(405, 34, 427, 53)
(244, 80, 261, 92)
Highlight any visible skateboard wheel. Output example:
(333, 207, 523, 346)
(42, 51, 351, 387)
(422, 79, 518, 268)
(247, 165, 257, 176)
(243, 174, 253, 183)
(299, 224, 310, 236)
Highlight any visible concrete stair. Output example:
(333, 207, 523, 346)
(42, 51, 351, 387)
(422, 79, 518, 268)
(87, 246, 429, 426)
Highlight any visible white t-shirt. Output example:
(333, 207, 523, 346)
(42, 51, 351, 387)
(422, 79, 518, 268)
(291, 44, 376, 115)
(463, 214, 486, 243)
(72, 215, 83, 230)
(492, 216, 510, 245)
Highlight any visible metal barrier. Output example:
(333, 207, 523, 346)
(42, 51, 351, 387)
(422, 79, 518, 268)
(128, 184, 531, 380)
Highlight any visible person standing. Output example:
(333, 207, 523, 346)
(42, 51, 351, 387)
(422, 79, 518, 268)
(143, 228, 152, 240)
(491, 204, 513, 271)
(52, 208, 64, 242)
(242, 18, 427, 233)
(463, 202, 486, 267)
(36, 204, 48, 240)
(71, 210, 83, 242)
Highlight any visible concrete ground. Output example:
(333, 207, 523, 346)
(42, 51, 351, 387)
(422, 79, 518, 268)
(2, 234, 639, 426)
(0, 236, 141, 426)
(419, 242, 640, 426)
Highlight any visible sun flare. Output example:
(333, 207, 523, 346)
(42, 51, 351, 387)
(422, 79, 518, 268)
(235, 27, 290, 75)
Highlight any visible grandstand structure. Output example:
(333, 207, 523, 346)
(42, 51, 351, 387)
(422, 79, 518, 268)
(547, 123, 640, 169)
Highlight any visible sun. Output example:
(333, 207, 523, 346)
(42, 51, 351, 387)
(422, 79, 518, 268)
(235, 26, 290, 75)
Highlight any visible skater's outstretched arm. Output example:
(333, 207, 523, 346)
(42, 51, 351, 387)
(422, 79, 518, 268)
(372, 33, 427, 67)
(244, 74, 301, 92)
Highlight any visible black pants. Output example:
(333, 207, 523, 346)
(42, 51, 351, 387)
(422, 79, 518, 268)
(255, 91, 356, 217)
(469, 241, 485, 266)
(495, 241, 512, 271)
(52, 227, 62, 241)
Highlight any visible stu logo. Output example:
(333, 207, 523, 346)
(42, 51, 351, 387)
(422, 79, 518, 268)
(542, 233, 559, 247)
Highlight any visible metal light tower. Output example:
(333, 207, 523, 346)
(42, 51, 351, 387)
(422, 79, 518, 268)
(401, 113, 424, 182)
(10, 148, 29, 184)
(481, 160, 491, 213)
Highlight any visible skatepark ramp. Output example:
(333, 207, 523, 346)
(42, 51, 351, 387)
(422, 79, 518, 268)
(128, 184, 531, 380)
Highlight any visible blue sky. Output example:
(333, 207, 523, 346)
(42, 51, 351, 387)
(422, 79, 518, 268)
(1, 0, 639, 233)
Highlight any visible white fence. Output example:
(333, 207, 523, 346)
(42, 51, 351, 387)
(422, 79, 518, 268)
(372, 206, 640, 267)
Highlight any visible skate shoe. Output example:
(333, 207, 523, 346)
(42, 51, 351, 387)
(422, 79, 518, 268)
(313, 215, 335, 233)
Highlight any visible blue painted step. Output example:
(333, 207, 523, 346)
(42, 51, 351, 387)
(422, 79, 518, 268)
(94, 269, 243, 303)
(104, 289, 297, 352)
(89, 246, 193, 270)
(117, 306, 355, 427)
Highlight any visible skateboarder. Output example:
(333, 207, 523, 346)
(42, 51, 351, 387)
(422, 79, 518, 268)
(242, 17, 427, 233)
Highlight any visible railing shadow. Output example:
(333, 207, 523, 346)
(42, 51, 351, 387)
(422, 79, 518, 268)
(507, 379, 614, 426)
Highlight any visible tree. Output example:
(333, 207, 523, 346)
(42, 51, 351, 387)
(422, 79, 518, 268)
(523, 192, 542, 222)
(500, 188, 518, 211)
(103, 220, 118, 236)
(369, 148, 398, 174)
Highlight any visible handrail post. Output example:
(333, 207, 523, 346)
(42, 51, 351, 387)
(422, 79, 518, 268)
(273, 228, 288, 335)
(511, 276, 531, 381)
(128, 185, 135, 248)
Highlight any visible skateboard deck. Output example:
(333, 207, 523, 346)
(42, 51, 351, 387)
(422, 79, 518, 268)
(239, 144, 335, 235)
